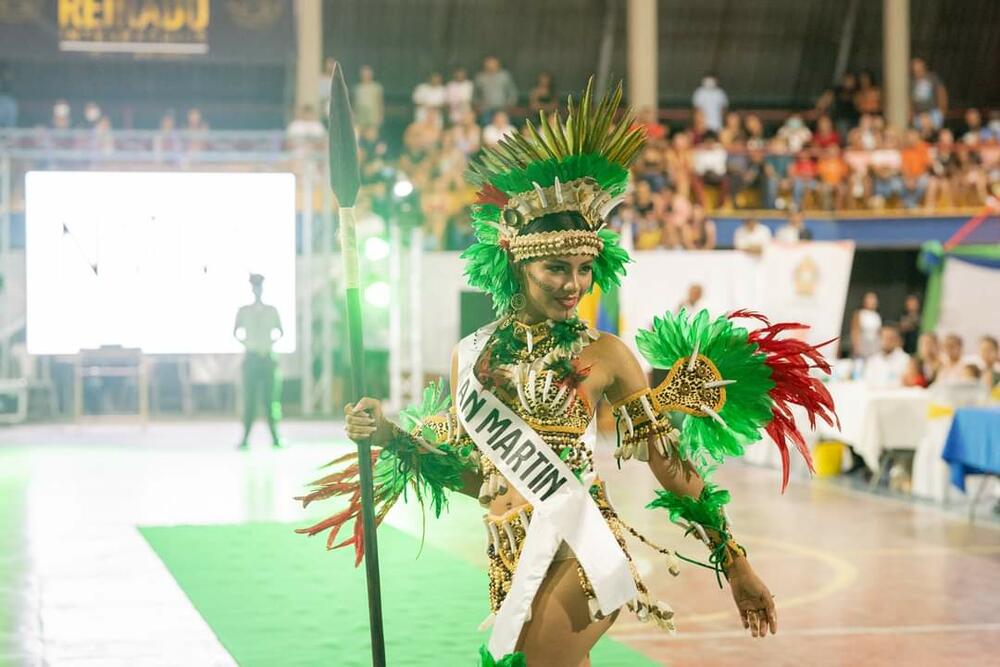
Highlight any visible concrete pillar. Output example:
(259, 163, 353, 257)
(627, 0, 657, 111)
(882, 0, 910, 131)
(294, 0, 323, 114)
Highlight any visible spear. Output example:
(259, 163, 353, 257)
(327, 61, 386, 666)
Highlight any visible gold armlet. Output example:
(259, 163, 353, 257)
(610, 388, 680, 463)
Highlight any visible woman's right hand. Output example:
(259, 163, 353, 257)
(344, 397, 390, 446)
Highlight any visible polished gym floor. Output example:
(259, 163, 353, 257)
(0, 420, 997, 666)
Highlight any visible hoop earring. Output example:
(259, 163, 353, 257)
(510, 292, 527, 312)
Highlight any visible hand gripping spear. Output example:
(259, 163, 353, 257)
(327, 61, 387, 667)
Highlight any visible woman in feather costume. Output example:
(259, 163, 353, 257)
(297, 80, 837, 666)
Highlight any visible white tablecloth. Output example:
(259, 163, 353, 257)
(819, 382, 931, 472)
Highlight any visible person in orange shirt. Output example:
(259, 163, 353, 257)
(900, 129, 931, 209)
(816, 145, 849, 210)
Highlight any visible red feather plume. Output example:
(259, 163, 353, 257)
(729, 309, 840, 491)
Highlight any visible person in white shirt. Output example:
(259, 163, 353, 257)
(482, 110, 516, 147)
(775, 208, 813, 243)
(864, 325, 912, 387)
(733, 217, 772, 255)
(692, 74, 728, 132)
(412, 72, 447, 124)
(235, 274, 285, 449)
(446, 67, 475, 124)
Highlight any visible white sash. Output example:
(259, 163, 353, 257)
(457, 322, 637, 658)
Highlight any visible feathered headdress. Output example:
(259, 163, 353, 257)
(462, 79, 641, 315)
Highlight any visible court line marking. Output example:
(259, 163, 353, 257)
(618, 533, 860, 628)
(618, 622, 1000, 642)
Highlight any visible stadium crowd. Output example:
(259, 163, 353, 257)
(343, 56, 999, 251)
(2, 55, 998, 252)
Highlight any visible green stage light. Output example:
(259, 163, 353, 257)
(364, 281, 390, 308)
(364, 236, 390, 262)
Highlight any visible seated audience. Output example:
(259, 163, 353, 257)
(935, 333, 967, 383)
(681, 204, 717, 250)
(863, 325, 911, 387)
(733, 217, 772, 255)
(775, 208, 812, 242)
(917, 332, 942, 384)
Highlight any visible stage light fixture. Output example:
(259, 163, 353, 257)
(364, 281, 390, 308)
(364, 236, 390, 262)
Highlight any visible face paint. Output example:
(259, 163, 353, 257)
(519, 255, 594, 322)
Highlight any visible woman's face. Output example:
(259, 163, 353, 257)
(863, 292, 878, 310)
(520, 255, 594, 321)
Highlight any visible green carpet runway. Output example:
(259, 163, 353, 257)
(141, 521, 658, 666)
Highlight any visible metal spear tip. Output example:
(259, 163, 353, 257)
(326, 60, 361, 208)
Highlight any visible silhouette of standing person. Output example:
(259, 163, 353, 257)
(234, 274, 284, 449)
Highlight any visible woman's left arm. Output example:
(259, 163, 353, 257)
(601, 333, 778, 638)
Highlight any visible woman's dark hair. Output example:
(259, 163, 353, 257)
(519, 210, 589, 237)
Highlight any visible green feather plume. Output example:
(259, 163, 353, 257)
(636, 310, 775, 468)
(479, 645, 527, 667)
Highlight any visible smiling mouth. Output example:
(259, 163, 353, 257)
(556, 296, 579, 309)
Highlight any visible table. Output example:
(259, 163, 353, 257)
(942, 406, 1000, 492)
(819, 382, 931, 473)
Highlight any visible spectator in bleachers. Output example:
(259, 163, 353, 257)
(184, 107, 209, 156)
(850, 291, 882, 360)
(815, 71, 859, 140)
(719, 111, 745, 147)
(813, 115, 841, 149)
(789, 149, 819, 209)
(763, 136, 792, 209)
(870, 129, 904, 208)
(979, 336, 1000, 388)
(637, 107, 666, 142)
(910, 57, 947, 129)
(680, 204, 717, 250)
(153, 109, 181, 163)
(858, 113, 881, 150)
(915, 111, 939, 143)
(816, 145, 849, 210)
(936, 333, 966, 383)
(475, 56, 517, 125)
(917, 332, 941, 384)
(635, 145, 668, 192)
(863, 324, 910, 388)
(353, 65, 384, 130)
(955, 138, 990, 205)
(412, 72, 447, 124)
(927, 128, 961, 207)
(665, 130, 695, 200)
(844, 128, 873, 207)
(51, 99, 71, 129)
(744, 113, 766, 150)
(82, 101, 102, 130)
(689, 108, 710, 145)
(898, 294, 922, 354)
(90, 115, 114, 157)
(729, 143, 765, 209)
(449, 109, 482, 157)
(776, 208, 812, 242)
(900, 129, 932, 209)
(777, 114, 812, 153)
(733, 217, 771, 255)
(692, 72, 728, 132)
(629, 180, 667, 250)
(528, 72, 557, 115)
(482, 110, 515, 147)
(962, 108, 988, 144)
(445, 67, 474, 124)
(854, 70, 882, 117)
(692, 131, 729, 208)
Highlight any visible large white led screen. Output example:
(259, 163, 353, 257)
(25, 171, 296, 354)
